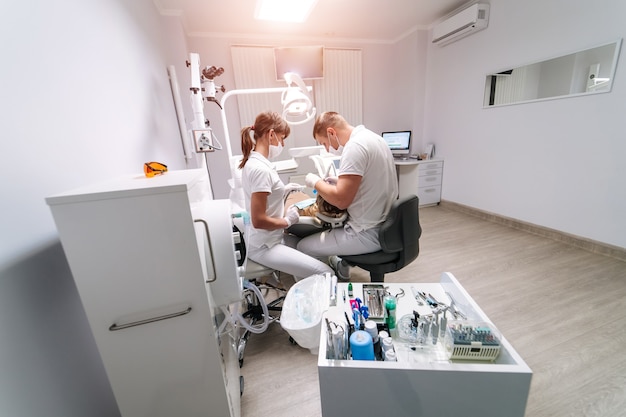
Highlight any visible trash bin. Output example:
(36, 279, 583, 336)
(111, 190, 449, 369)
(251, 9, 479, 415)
(280, 273, 330, 354)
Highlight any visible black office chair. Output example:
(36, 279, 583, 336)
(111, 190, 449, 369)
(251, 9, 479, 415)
(341, 194, 421, 282)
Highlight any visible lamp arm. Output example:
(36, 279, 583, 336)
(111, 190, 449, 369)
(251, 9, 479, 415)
(285, 72, 310, 94)
(219, 86, 313, 159)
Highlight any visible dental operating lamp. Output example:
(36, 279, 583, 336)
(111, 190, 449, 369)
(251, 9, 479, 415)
(219, 71, 316, 158)
(281, 72, 316, 126)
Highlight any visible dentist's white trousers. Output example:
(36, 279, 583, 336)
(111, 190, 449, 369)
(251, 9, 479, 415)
(296, 224, 381, 258)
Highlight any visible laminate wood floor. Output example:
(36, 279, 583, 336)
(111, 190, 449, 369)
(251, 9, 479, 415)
(239, 205, 626, 417)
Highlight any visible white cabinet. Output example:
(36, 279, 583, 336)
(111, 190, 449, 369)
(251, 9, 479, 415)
(396, 158, 444, 206)
(46, 169, 241, 417)
(318, 272, 532, 417)
(416, 159, 443, 206)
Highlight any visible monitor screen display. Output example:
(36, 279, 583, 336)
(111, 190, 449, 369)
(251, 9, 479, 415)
(274, 46, 324, 81)
(382, 131, 411, 156)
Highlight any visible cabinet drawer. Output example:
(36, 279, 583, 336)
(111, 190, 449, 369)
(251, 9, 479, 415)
(418, 174, 442, 187)
(418, 161, 443, 174)
(418, 168, 442, 178)
(418, 185, 441, 206)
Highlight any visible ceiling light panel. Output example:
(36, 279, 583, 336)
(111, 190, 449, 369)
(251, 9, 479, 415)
(254, 0, 318, 23)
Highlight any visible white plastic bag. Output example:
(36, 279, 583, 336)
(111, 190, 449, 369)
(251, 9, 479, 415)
(280, 274, 329, 352)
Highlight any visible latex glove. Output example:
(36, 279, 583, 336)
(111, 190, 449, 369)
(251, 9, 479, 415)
(284, 182, 304, 196)
(324, 176, 338, 185)
(284, 205, 300, 227)
(305, 173, 322, 189)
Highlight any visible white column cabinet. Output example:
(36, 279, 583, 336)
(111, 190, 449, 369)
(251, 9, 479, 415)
(396, 158, 444, 205)
(416, 159, 443, 206)
(46, 169, 240, 417)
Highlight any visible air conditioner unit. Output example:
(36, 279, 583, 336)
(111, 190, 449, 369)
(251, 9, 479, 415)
(432, 3, 490, 46)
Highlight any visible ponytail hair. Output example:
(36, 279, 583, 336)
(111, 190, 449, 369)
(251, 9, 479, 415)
(239, 126, 255, 169)
(239, 111, 291, 169)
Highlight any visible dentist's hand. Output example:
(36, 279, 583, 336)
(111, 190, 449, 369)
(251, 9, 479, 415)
(324, 176, 338, 185)
(283, 205, 300, 227)
(305, 173, 322, 189)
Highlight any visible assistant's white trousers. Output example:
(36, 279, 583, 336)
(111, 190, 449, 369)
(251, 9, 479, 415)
(248, 234, 333, 281)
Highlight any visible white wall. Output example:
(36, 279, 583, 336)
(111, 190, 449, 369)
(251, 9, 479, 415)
(1, 1, 623, 414)
(189, 2, 626, 250)
(0, 1, 190, 415)
(0, 0, 191, 267)
(187, 35, 425, 144)
(424, 0, 626, 248)
(186, 34, 426, 197)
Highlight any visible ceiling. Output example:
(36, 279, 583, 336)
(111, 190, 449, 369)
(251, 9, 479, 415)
(154, 0, 472, 43)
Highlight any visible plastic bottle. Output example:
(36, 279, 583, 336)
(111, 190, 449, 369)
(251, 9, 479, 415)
(348, 282, 353, 297)
(364, 320, 382, 360)
(349, 330, 375, 361)
(381, 337, 394, 353)
(384, 294, 397, 332)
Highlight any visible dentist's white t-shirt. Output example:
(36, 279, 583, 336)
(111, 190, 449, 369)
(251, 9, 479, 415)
(337, 125, 398, 232)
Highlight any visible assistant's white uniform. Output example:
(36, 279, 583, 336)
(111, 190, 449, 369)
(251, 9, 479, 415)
(297, 125, 398, 257)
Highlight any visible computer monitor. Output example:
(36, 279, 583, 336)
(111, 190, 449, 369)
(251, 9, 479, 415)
(382, 131, 412, 158)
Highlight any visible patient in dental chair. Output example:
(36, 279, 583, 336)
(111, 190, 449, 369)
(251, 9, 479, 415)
(286, 191, 346, 218)
(284, 190, 347, 237)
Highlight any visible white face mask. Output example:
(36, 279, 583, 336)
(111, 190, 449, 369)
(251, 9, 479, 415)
(328, 134, 343, 156)
(268, 133, 284, 160)
(268, 142, 283, 159)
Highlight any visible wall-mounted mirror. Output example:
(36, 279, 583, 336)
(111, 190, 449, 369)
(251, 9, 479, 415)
(484, 39, 622, 107)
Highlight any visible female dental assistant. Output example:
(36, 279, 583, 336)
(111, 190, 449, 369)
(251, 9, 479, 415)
(238, 111, 333, 282)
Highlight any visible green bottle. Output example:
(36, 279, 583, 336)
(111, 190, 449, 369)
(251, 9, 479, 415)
(348, 282, 353, 297)
(384, 295, 397, 330)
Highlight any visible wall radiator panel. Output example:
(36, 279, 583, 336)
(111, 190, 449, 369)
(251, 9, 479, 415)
(231, 46, 363, 133)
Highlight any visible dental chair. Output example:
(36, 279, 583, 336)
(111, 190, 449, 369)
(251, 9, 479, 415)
(341, 194, 421, 283)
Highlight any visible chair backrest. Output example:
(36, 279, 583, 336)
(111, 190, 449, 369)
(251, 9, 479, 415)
(378, 194, 421, 265)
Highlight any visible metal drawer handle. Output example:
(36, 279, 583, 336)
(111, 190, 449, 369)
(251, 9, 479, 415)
(194, 219, 218, 283)
(109, 306, 192, 331)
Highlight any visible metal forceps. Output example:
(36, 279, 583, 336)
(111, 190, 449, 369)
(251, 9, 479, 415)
(386, 287, 405, 300)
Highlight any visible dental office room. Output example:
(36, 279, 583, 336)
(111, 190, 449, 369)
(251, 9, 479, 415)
(2, 0, 626, 416)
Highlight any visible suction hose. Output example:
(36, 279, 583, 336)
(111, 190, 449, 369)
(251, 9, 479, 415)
(231, 211, 270, 334)
(234, 279, 270, 334)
